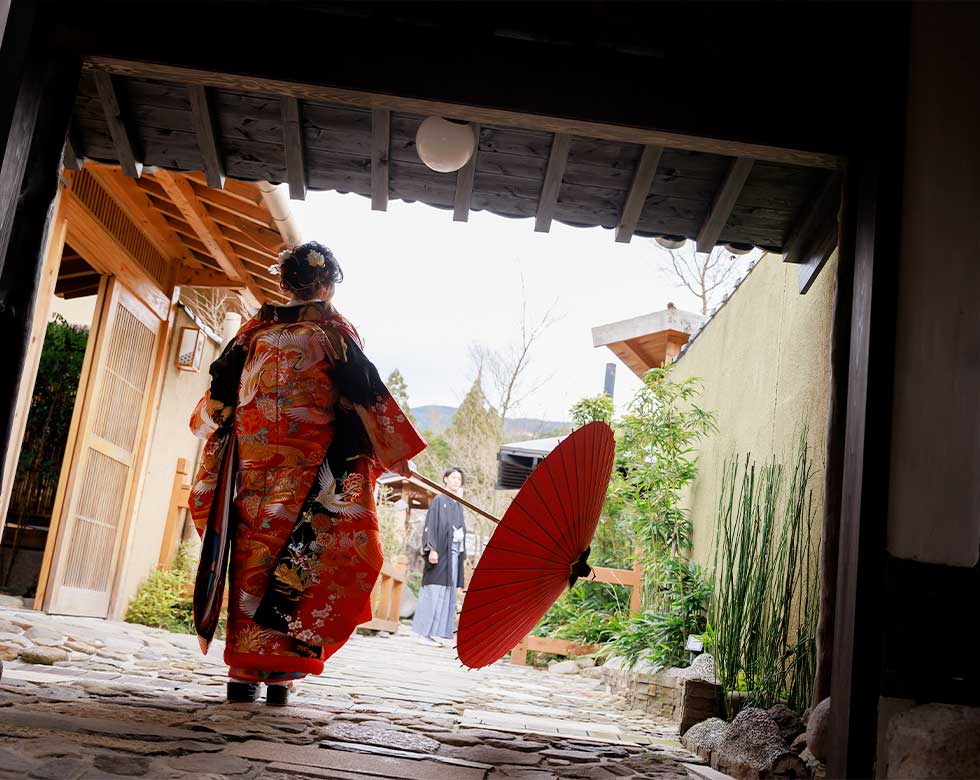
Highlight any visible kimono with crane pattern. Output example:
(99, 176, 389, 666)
(188, 300, 425, 681)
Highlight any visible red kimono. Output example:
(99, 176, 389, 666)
(189, 301, 425, 682)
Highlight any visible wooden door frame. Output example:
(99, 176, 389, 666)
(40, 278, 166, 616)
(34, 274, 110, 610)
(105, 286, 177, 619)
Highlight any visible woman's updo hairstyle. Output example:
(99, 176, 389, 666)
(275, 241, 343, 298)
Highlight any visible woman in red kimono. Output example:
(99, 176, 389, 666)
(188, 241, 425, 706)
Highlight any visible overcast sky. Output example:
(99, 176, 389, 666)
(289, 190, 711, 423)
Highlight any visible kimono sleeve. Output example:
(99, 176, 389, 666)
(186, 321, 256, 536)
(329, 332, 426, 470)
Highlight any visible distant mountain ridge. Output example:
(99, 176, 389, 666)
(411, 405, 571, 440)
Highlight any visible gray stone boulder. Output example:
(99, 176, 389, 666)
(682, 653, 718, 684)
(399, 586, 417, 619)
(713, 707, 807, 780)
(682, 717, 729, 761)
(884, 703, 980, 779)
(19, 646, 70, 665)
(805, 697, 831, 763)
(767, 703, 805, 745)
(548, 660, 579, 675)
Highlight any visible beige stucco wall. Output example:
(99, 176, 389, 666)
(113, 308, 219, 618)
(672, 251, 837, 569)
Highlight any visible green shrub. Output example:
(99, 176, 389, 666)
(609, 558, 710, 668)
(534, 581, 628, 646)
(125, 544, 227, 637)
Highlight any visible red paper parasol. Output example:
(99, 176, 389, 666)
(415, 421, 616, 669)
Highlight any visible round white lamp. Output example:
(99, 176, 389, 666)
(723, 242, 754, 255)
(655, 235, 687, 250)
(416, 117, 476, 173)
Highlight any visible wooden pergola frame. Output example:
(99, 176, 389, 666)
(2, 3, 968, 777)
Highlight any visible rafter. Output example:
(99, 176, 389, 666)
(88, 165, 201, 268)
(93, 70, 141, 179)
(191, 182, 278, 228)
(177, 266, 245, 288)
(188, 85, 225, 189)
(615, 144, 663, 243)
(281, 96, 306, 200)
(535, 132, 571, 233)
(453, 123, 479, 222)
(783, 172, 841, 264)
(154, 170, 265, 303)
(371, 108, 390, 212)
(696, 156, 754, 253)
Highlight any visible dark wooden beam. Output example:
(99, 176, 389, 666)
(0, 0, 36, 168)
(696, 156, 754, 253)
(86, 57, 844, 170)
(280, 96, 306, 200)
(188, 85, 225, 189)
(0, 51, 81, 496)
(92, 70, 141, 179)
(371, 108, 390, 212)
(615, 144, 663, 243)
(783, 172, 842, 264)
(62, 134, 82, 170)
(798, 216, 840, 294)
(534, 132, 571, 233)
(453, 123, 479, 222)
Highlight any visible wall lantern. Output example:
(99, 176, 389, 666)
(416, 117, 476, 173)
(655, 235, 687, 250)
(723, 242, 754, 255)
(176, 326, 206, 372)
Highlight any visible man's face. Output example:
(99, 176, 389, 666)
(444, 471, 463, 492)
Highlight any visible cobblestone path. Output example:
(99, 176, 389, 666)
(0, 607, 698, 779)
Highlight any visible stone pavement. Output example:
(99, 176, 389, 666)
(0, 607, 700, 779)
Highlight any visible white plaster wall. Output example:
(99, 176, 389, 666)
(671, 252, 837, 568)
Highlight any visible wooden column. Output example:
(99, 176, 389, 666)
(813, 167, 854, 705)
(0, 190, 67, 531)
(0, 48, 81, 497)
(828, 155, 905, 779)
(0, 0, 36, 167)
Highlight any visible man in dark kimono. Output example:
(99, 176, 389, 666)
(412, 467, 467, 646)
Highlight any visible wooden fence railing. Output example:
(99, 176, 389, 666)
(358, 554, 408, 633)
(162, 458, 408, 630)
(510, 559, 644, 665)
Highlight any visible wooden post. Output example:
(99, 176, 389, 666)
(0, 191, 66, 532)
(829, 155, 905, 780)
(388, 554, 407, 622)
(158, 457, 191, 568)
(629, 559, 644, 616)
(0, 47, 81, 497)
(0, 0, 37, 168)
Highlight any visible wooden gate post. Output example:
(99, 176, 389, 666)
(0, 39, 80, 498)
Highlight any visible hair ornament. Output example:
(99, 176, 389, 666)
(267, 263, 281, 276)
(307, 250, 326, 268)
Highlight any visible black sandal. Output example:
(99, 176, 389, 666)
(226, 681, 259, 703)
(265, 684, 290, 706)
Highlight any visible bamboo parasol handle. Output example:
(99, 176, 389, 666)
(409, 469, 501, 526)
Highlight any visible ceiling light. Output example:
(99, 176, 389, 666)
(655, 235, 686, 250)
(416, 117, 476, 173)
(723, 242, 754, 255)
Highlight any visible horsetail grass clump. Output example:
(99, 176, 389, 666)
(708, 431, 819, 714)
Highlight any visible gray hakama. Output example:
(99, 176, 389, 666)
(413, 527, 463, 639)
